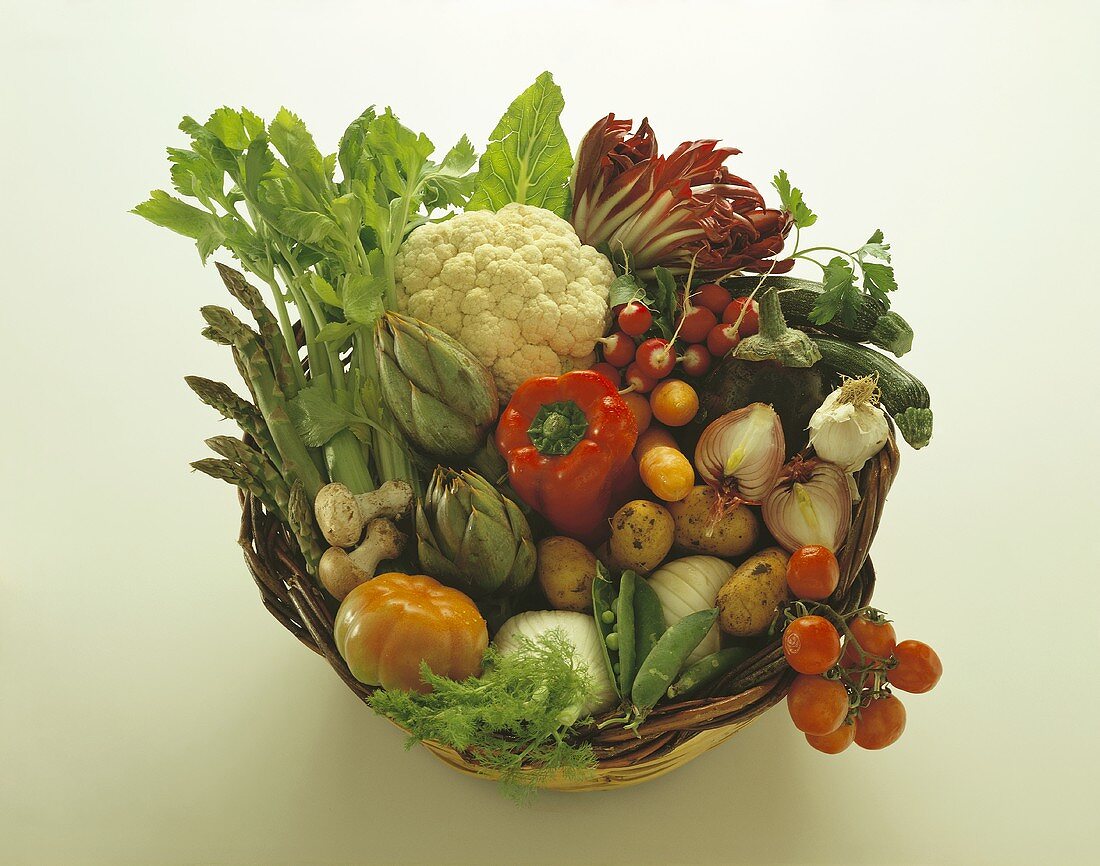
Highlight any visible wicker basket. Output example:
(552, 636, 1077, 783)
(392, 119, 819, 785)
(236, 430, 899, 791)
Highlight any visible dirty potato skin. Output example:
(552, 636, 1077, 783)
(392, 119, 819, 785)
(717, 547, 792, 637)
(668, 486, 760, 557)
(537, 536, 598, 612)
(608, 500, 675, 574)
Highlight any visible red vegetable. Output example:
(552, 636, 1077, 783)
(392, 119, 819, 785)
(600, 331, 636, 367)
(693, 282, 732, 315)
(679, 343, 712, 377)
(723, 296, 760, 337)
(618, 301, 652, 336)
(496, 370, 638, 544)
(635, 338, 676, 379)
(676, 306, 717, 343)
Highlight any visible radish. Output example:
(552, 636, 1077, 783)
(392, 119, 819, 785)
(624, 362, 658, 394)
(680, 344, 713, 377)
(676, 306, 717, 343)
(634, 338, 677, 380)
(693, 283, 732, 316)
(706, 322, 741, 357)
(618, 301, 653, 337)
(598, 331, 637, 367)
(723, 297, 760, 337)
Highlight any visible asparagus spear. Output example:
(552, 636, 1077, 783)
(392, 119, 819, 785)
(288, 479, 325, 574)
(201, 306, 325, 501)
(191, 457, 279, 515)
(205, 436, 291, 506)
(215, 262, 305, 400)
(186, 376, 279, 466)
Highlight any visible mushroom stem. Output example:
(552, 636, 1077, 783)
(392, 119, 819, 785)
(318, 518, 407, 601)
(314, 479, 415, 548)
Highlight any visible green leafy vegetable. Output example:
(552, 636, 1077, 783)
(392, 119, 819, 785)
(773, 171, 901, 326)
(369, 630, 596, 801)
(467, 71, 573, 218)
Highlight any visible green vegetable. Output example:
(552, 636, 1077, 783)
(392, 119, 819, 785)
(733, 286, 821, 367)
(666, 647, 753, 701)
(374, 313, 499, 459)
(591, 562, 621, 698)
(632, 577, 666, 675)
(415, 467, 536, 600)
(615, 572, 638, 695)
(772, 170, 898, 326)
(369, 631, 596, 801)
(467, 71, 573, 218)
(724, 275, 914, 357)
(812, 337, 933, 449)
(185, 376, 279, 467)
(630, 608, 719, 722)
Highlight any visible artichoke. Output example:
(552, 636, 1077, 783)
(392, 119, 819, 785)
(416, 467, 536, 599)
(375, 312, 498, 460)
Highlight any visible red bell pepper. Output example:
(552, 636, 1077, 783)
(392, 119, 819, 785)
(496, 370, 638, 545)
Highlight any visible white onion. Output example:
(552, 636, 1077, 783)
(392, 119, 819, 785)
(647, 556, 736, 664)
(694, 403, 784, 505)
(763, 458, 852, 552)
(493, 610, 617, 717)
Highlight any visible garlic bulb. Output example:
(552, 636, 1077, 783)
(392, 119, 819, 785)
(808, 376, 889, 474)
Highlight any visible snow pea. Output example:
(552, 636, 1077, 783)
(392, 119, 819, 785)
(616, 571, 638, 695)
(632, 577, 666, 670)
(631, 608, 719, 714)
(591, 562, 621, 698)
(666, 646, 754, 701)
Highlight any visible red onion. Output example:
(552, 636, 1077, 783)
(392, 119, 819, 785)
(763, 458, 852, 552)
(694, 403, 784, 505)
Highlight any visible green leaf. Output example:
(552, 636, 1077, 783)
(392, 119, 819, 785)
(288, 376, 353, 447)
(772, 169, 817, 229)
(308, 273, 341, 307)
(268, 108, 328, 203)
(337, 107, 378, 188)
(133, 190, 225, 259)
(608, 274, 647, 309)
(423, 135, 478, 210)
(366, 109, 435, 199)
(855, 229, 891, 263)
(467, 71, 573, 217)
(205, 107, 256, 152)
(316, 321, 359, 344)
(650, 267, 680, 338)
(811, 257, 860, 326)
(862, 261, 898, 307)
(343, 272, 386, 325)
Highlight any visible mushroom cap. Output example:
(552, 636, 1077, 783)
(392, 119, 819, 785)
(314, 482, 363, 548)
(318, 547, 369, 601)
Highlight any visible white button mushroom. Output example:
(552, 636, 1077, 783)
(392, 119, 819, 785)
(313, 480, 414, 548)
(318, 518, 407, 600)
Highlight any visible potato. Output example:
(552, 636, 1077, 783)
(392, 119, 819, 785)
(667, 486, 760, 557)
(537, 537, 598, 612)
(608, 500, 675, 574)
(717, 547, 792, 637)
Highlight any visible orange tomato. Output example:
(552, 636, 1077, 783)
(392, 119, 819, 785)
(639, 445, 695, 502)
(806, 721, 856, 754)
(334, 573, 488, 693)
(649, 379, 699, 427)
(620, 391, 652, 435)
(786, 674, 849, 736)
(854, 694, 906, 750)
(634, 425, 677, 460)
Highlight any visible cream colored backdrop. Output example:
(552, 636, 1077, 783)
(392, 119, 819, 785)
(2, 2, 1096, 864)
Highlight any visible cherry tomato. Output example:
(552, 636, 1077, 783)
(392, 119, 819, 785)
(679, 343, 713, 378)
(676, 306, 718, 343)
(650, 379, 699, 427)
(639, 445, 695, 502)
(588, 362, 621, 387)
(786, 674, 849, 736)
(693, 282, 732, 316)
(634, 425, 677, 460)
(841, 614, 897, 667)
(806, 721, 856, 754)
(706, 322, 740, 357)
(618, 301, 653, 337)
(620, 391, 652, 435)
(888, 640, 942, 694)
(600, 331, 636, 368)
(854, 694, 906, 750)
(723, 296, 760, 337)
(624, 362, 658, 394)
(634, 338, 677, 379)
(786, 545, 840, 600)
(783, 616, 842, 675)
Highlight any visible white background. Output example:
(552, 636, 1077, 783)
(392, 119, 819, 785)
(2, 2, 1097, 864)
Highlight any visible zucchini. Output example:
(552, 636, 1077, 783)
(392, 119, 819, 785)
(723, 276, 914, 357)
(812, 336, 933, 449)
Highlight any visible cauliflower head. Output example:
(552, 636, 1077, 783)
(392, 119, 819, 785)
(395, 203, 615, 397)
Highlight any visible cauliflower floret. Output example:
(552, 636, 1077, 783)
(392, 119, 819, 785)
(394, 203, 614, 397)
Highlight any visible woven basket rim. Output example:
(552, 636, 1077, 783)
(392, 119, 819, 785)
(235, 427, 899, 783)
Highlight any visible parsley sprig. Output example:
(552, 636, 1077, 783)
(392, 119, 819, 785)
(773, 169, 898, 326)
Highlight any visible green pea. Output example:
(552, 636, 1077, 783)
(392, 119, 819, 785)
(632, 576, 666, 667)
(666, 647, 753, 701)
(631, 608, 719, 713)
(601, 609, 616, 624)
(606, 632, 620, 652)
(591, 562, 621, 698)
(616, 571, 638, 695)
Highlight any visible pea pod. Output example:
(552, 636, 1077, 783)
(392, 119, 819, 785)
(616, 571, 638, 695)
(631, 608, 719, 715)
(591, 562, 621, 698)
(632, 576, 666, 669)
(666, 646, 754, 701)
